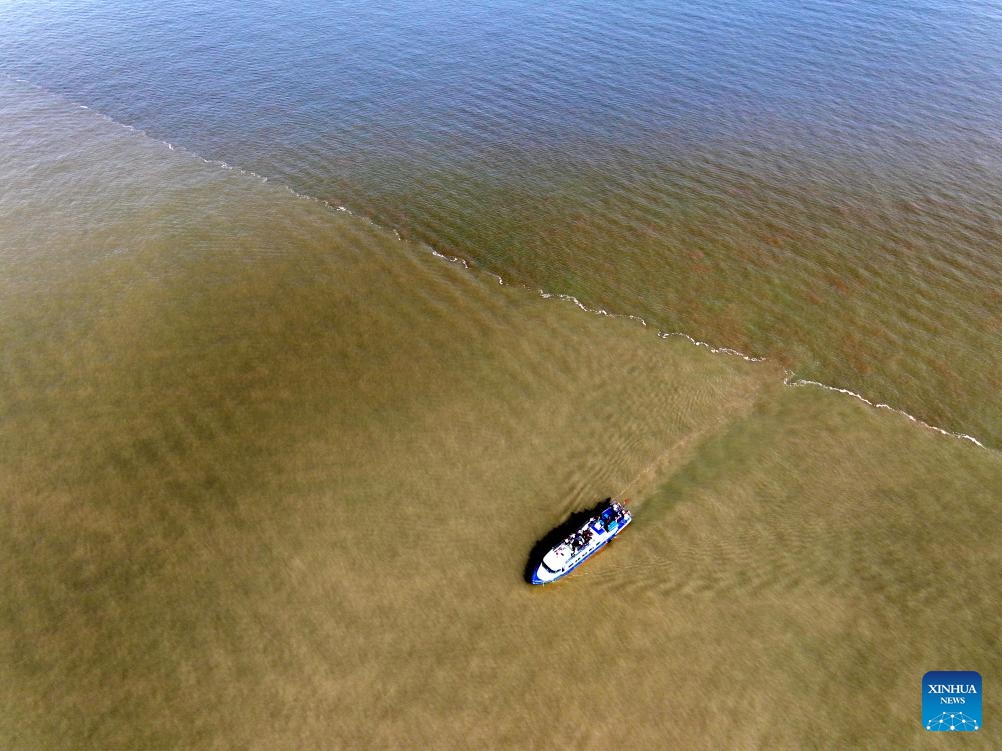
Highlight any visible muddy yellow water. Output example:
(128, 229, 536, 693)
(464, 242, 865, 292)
(1, 80, 1000, 749)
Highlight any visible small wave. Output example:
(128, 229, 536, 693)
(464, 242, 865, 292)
(4, 71, 989, 452)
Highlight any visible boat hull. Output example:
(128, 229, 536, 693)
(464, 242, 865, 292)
(529, 505, 631, 584)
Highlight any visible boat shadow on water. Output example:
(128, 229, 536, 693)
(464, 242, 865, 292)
(522, 498, 620, 585)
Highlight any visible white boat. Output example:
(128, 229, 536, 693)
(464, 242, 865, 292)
(530, 499, 632, 585)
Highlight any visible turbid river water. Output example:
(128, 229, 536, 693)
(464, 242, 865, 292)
(1, 2, 1001, 747)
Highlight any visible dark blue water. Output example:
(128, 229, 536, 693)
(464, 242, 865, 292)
(5, 1, 1002, 155)
(2, 0, 1001, 443)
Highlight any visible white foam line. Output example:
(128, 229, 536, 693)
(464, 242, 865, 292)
(430, 249, 470, 269)
(656, 330, 766, 362)
(429, 245, 988, 451)
(6, 72, 989, 451)
(432, 256, 765, 368)
(0, 74, 384, 219)
(784, 376, 986, 448)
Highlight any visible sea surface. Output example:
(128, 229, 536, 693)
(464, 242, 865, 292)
(1, 2, 1000, 749)
(2, 0, 1001, 445)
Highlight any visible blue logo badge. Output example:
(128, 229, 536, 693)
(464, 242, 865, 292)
(923, 671, 981, 731)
